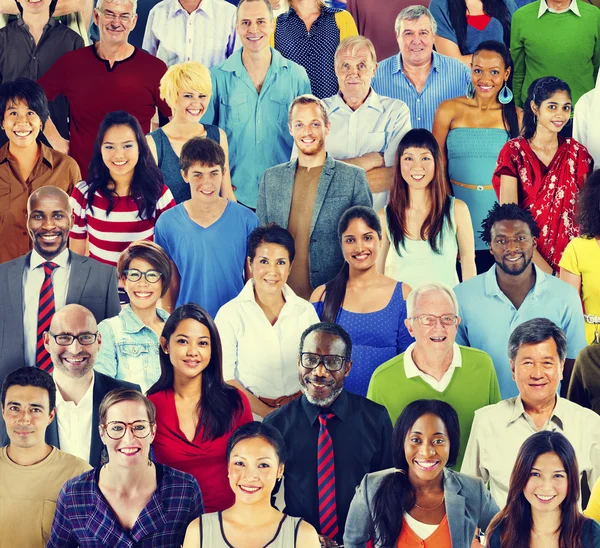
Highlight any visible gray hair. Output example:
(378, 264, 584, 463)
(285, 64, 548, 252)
(395, 5, 437, 36)
(334, 36, 378, 66)
(508, 318, 568, 362)
(288, 94, 329, 126)
(97, 0, 138, 15)
(236, 0, 274, 22)
(406, 282, 459, 319)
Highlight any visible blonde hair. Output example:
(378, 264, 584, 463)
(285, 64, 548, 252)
(159, 62, 212, 111)
(335, 36, 377, 66)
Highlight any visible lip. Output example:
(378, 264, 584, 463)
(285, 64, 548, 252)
(64, 356, 88, 365)
(238, 485, 262, 494)
(14, 430, 34, 436)
(307, 378, 333, 392)
(199, 190, 214, 196)
(414, 459, 440, 472)
(183, 358, 202, 367)
(551, 121, 565, 127)
(186, 108, 202, 116)
(504, 255, 523, 262)
(262, 279, 280, 285)
(411, 174, 425, 181)
(39, 233, 61, 242)
(117, 447, 141, 456)
(534, 494, 556, 503)
(477, 85, 494, 92)
(429, 336, 447, 342)
(351, 252, 370, 261)
(13, 129, 33, 137)
(133, 291, 153, 299)
(528, 382, 548, 389)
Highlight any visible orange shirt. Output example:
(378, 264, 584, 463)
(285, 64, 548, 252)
(397, 514, 452, 548)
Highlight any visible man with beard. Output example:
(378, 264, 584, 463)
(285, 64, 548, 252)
(264, 322, 392, 548)
(257, 94, 372, 300)
(454, 203, 586, 399)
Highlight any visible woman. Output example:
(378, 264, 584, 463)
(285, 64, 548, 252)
(344, 399, 498, 547)
(573, 72, 600, 169)
(311, 206, 412, 397)
(95, 241, 172, 392)
(147, 304, 253, 513)
(585, 477, 600, 523)
(433, 40, 521, 273)
(429, 0, 516, 66)
(183, 422, 320, 547)
(147, 61, 235, 204)
(215, 224, 319, 418)
(47, 388, 203, 547)
(377, 129, 476, 288)
(493, 77, 594, 274)
(271, 0, 358, 99)
(559, 170, 600, 344)
(486, 431, 600, 547)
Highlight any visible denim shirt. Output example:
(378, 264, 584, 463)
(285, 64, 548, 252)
(95, 305, 168, 393)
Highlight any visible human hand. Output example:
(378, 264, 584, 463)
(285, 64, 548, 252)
(318, 535, 340, 548)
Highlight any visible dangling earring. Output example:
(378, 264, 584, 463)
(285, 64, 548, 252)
(466, 81, 475, 99)
(498, 82, 513, 105)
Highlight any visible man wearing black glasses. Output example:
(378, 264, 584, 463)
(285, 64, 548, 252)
(264, 322, 392, 548)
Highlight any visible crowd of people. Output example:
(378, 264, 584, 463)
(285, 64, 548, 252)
(1, 0, 600, 546)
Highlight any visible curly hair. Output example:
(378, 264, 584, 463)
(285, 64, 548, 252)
(576, 169, 600, 238)
(480, 202, 540, 245)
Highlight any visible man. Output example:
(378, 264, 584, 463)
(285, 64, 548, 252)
(324, 36, 411, 210)
(454, 203, 586, 399)
(568, 345, 600, 415)
(257, 95, 372, 299)
(367, 282, 500, 469)
(202, 0, 311, 209)
(371, 5, 470, 131)
(38, 0, 171, 177)
(264, 322, 392, 548)
(461, 318, 600, 508)
(0, 367, 91, 547)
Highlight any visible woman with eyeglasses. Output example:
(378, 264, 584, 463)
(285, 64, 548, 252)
(47, 388, 204, 547)
(95, 241, 172, 393)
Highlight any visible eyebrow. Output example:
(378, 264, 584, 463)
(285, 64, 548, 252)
(30, 209, 67, 215)
(174, 333, 210, 339)
(545, 101, 571, 106)
(531, 467, 566, 473)
(231, 455, 274, 460)
(473, 64, 501, 69)
(410, 430, 446, 436)
(103, 140, 136, 145)
(7, 401, 45, 409)
(344, 231, 375, 237)
(257, 255, 287, 261)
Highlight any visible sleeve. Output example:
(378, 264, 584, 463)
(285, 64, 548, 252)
(256, 173, 268, 224)
(384, 103, 412, 167)
(342, 474, 374, 548)
(562, 286, 587, 359)
(46, 485, 77, 548)
(201, 69, 219, 126)
(510, 10, 525, 108)
(335, 10, 359, 42)
(214, 307, 239, 382)
(73, 33, 85, 50)
(238, 390, 253, 425)
(105, 267, 122, 319)
(154, 216, 172, 259)
(375, 409, 394, 470)
(94, 319, 119, 379)
(460, 412, 489, 484)
(492, 141, 520, 196)
(155, 186, 176, 220)
(488, 362, 501, 405)
(566, 356, 591, 410)
(573, 92, 591, 145)
(477, 478, 500, 532)
(190, 477, 205, 517)
(37, 51, 69, 102)
(247, 211, 260, 235)
(558, 239, 580, 275)
(297, 66, 312, 96)
(142, 9, 159, 55)
(66, 159, 82, 194)
(584, 477, 600, 522)
(153, 61, 172, 119)
(352, 168, 373, 207)
(69, 183, 88, 240)
(428, 0, 457, 43)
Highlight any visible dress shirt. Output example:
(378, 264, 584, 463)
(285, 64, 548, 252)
(539, 0, 581, 16)
(143, 0, 239, 68)
(215, 280, 319, 398)
(22, 248, 70, 367)
(403, 342, 462, 392)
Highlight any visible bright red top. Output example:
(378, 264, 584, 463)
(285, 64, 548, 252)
(466, 14, 492, 31)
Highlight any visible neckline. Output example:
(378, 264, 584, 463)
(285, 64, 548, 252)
(337, 282, 402, 316)
(218, 512, 288, 548)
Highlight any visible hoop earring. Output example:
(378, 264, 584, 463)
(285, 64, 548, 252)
(498, 83, 513, 105)
(466, 81, 475, 99)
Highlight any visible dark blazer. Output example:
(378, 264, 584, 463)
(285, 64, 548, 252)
(256, 154, 373, 289)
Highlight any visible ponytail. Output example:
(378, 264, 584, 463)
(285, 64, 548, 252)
(320, 263, 350, 323)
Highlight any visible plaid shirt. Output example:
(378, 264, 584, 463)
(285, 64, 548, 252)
(47, 463, 203, 547)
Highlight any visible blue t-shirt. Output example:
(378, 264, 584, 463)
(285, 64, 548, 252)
(154, 201, 259, 318)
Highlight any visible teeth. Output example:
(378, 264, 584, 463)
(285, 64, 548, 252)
(119, 448, 140, 455)
(536, 495, 555, 501)
(415, 460, 438, 470)
(14, 130, 32, 136)
(113, 161, 127, 166)
(240, 485, 261, 492)
(412, 175, 425, 180)
(41, 234, 59, 240)
(134, 292, 152, 297)
(65, 358, 85, 364)
(187, 109, 201, 115)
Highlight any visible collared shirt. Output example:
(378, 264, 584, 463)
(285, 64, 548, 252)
(539, 0, 581, 17)
(202, 48, 311, 208)
(263, 390, 393, 544)
(461, 395, 600, 508)
(22, 248, 71, 367)
(454, 264, 587, 398)
(372, 51, 471, 131)
(403, 342, 463, 392)
(143, 0, 239, 68)
(215, 280, 320, 398)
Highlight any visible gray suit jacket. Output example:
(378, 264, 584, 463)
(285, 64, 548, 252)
(343, 467, 499, 548)
(256, 154, 372, 289)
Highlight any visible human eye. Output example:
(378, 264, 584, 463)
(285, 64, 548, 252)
(473, 69, 482, 74)
(103, 144, 114, 150)
(176, 337, 188, 344)
(342, 63, 350, 70)
(295, 122, 303, 129)
(31, 213, 42, 220)
(110, 423, 124, 432)
(529, 471, 540, 477)
(344, 237, 354, 243)
(54, 213, 64, 219)
(410, 437, 421, 444)
(233, 460, 245, 466)
(199, 340, 209, 346)
(364, 235, 372, 241)
(259, 258, 268, 264)
(258, 462, 270, 468)
(564, 105, 572, 112)
(133, 423, 147, 432)
(8, 405, 20, 412)
(277, 260, 287, 265)
(402, 156, 413, 161)
(491, 70, 499, 76)
(433, 438, 445, 445)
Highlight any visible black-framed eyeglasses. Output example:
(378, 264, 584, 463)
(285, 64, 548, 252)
(300, 352, 347, 372)
(410, 314, 458, 327)
(102, 420, 153, 440)
(123, 269, 163, 283)
(48, 332, 98, 346)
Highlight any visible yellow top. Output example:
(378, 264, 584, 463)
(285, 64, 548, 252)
(584, 477, 600, 522)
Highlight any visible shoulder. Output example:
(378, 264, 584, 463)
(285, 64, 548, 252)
(70, 251, 115, 274)
(229, 200, 259, 220)
(147, 389, 170, 406)
(347, 391, 391, 418)
(513, 2, 538, 19)
(558, 397, 600, 423)
(263, 397, 303, 428)
(296, 519, 319, 544)
(575, 344, 600, 366)
(543, 274, 581, 301)
(437, 52, 470, 73)
(330, 157, 365, 177)
(472, 397, 515, 422)
(161, 463, 201, 490)
(95, 371, 140, 392)
(54, 449, 93, 475)
(458, 345, 495, 368)
(61, 468, 96, 495)
(133, 47, 168, 71)
(453, 272, 487, 298)
(578, 0, 600, 17)
(334, 9, 355, 24)
(453, 198, 470, 216)
(584, 518, 600, 541)
(370, 353, 405, 382)
(361, 468, 396, 491)
(310, 284, 327, 302)
(447, 469, 487, 497)
(263, 162, 291, 178)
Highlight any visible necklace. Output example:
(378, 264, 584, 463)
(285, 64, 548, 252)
(414, 495, 445, 511)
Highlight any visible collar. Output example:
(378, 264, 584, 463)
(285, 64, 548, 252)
(404, 342, 462, 379)
(220, 47, 289, 76)
(55, 373, 95, 408)
(329, 88, 384, 115)
(237, 279, 305, 307)
(507, 394, 565, 428)
(484, 263, 547, 299)
(119, 304, 169, 334)
(168, 0, 213, 18)
(301, 389, 349, 425)
(16, 14, 57, 28)
(538, 0, 580, 17)
(30, 247, 70, 271)
(0, 142, 56, 168)
(286, 5, 336, 19)
(394, 51, 440, 74)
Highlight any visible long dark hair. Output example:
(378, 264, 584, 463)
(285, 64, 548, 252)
(522, 77, 571, 140)
(371, 400, 460, 546)
(486, 431, 587, 548)
(86, 110, 164, 219)
(387, 129, 452, 255)
(472, 40, 519, 138)
(320, 206, 382, 323)
(147, 304, 244, 441)
(576, 169, 600, 238)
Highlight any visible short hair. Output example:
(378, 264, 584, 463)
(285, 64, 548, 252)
(247, 224, 295, 263)
(180, 137, 226, 174)
(395, 5, 437, 36)
(97, 0, 138, 15)
(0, 78, 50, 130)
(159, 62, 212, 111)
(117, 240, 173, 297)
(288, 94, 329, 126)
(1, 367, 56, 411)
(236, 0, 273, 21)
(299, 322, 353, 359)
(406, 282, 459, 319)
(334, 36, 378, 66)
(99, 388, 156, 426)
(508, 318, 568, 362)
(480, 202, 540, 245)
(226, 421, 287, 465)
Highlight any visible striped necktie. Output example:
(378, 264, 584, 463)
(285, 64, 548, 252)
(317, 412, 338, 540)
(36, 261, 58, 372)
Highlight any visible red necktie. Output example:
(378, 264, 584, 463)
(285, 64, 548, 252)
(36, 262, 58, 372)
(317, 412, 338, 540)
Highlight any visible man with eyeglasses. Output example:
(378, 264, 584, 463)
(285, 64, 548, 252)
(367, 282, 500, 469)
(264, 322, 392, 548)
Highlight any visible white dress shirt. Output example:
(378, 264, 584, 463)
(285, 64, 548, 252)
(538, 0, 580, 17)
(403, 342, 462, 392)
(22, 248, 71, 367)
(215, 281, 320, 399)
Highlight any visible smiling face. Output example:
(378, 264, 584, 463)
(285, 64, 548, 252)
(161, 318, 211, 382)
(94, 0, 137, 46)
(490, 220, 535, 276)
(335, 46, 377, 103)
(3, 98, 42, 150)
(399, 146, 435, 190)
(532, 91, 572, 135)
(397, 15, 435, 68)
(249, 243, 292, 297)
(341, 217, 380, 272)
(122, 258, 163, 311)
(289, 102, 330, 157)
(471, 50, 510, 99)
(100, 124, 139, 181)
(183, 161, 224, 203)
(404, 413, 450, 482)
(173, 90, 210, 124)
(523, 451, 568, 514)
(237, 0, 274, 53)
(27, 191, 72, 260)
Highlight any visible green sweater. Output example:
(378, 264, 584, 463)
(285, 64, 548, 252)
(510, 1, 600, 107)
(367, 345, 501, 470)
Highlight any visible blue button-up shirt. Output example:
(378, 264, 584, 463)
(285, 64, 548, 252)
(202, 48, 311, 208)
(372, 51, 470, 131)
(454, 265, 587, 399)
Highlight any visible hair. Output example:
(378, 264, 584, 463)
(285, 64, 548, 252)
(116, 240, 173, 297)
(97, 0, 138, 15)
(320, 206, 382, 323)
(99, 388, 156, 425)
(247, 224, 295, 263)
(576, 169, 600, 238)
(508, 318, 568, 362)
(472, 40, 519, 139)
(522, 77, 571, 140)
(387, 129, 451, 256)
(371, 400, 460, 546)
(226, 421, 288, 465)
(486, 431, 587, 548)
(288, 94, 329, 126)
(236, 0, 274, 21)
(395, 5, 437, 35)
(480, 202, 540, 245)
(159, 62, 212, 111)
(1, 367, 56, 411)
(148, 304, 244, 441)
(334, 36, 378, 66)
(180, 137, 226, 175)
(0, 78, 50, 131)
(405, 282, 459, 319)
(299, 322, 353, 359)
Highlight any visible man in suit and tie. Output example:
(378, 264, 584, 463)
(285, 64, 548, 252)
(256, 94, 372, 300)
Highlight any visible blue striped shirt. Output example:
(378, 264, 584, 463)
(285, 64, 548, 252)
(372, 51, 471, 131)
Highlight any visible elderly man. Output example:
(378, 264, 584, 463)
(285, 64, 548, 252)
(367, 282, 500, 469)
(265, 322, 392, 548)
(324, 36, 411, 210)
(372, 5, 470, 131)
(461, 318, 600, 508)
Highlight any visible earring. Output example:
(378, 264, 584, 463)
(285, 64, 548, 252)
(498, 83, 513, 105)
(466, 81, 475, 99)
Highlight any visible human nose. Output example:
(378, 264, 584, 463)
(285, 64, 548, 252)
(68, 337, 84, 353)
(418, 443, 435, 456)
(186, 342, 200, 356)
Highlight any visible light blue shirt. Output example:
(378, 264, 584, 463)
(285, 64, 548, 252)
(454, 264, 587, 399)
(372, 51, 470, 131)
(202, 48, 311, 208)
